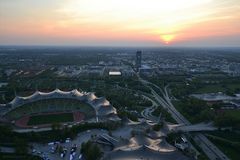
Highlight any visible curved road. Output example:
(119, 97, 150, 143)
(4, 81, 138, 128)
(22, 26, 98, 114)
(140, 95, 159, 122)
(139, 76, 230, 160)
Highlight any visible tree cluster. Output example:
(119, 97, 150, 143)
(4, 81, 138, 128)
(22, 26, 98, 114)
(81, 141, 102, 160)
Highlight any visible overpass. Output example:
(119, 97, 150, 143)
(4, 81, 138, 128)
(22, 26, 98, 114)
(167, 122, 218, 132)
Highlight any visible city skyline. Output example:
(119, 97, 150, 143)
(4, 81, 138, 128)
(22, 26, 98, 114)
(0, 0, 240, 47)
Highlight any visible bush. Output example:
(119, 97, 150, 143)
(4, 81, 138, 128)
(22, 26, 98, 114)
(81, 141, 102, 160)
(153, 123, 163, 131)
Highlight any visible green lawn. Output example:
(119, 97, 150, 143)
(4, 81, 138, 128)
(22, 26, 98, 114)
(224, 110, 240, 120)
(207, 135, 240, 160)
(27, 112, 73, 125)
(205, 130, 240, 160)
(173, 100, 199, 123)
(195, 84, 226, 93)
(206, 131, 240, 144)
(195, 83, 240, 94)
(6, 98, 95, 120)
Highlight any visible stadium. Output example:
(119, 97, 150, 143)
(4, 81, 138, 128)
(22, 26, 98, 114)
(0, 89, 119, 128)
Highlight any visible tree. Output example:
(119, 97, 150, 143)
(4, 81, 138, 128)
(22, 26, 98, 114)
(81, 141, 102, 160)
(0, 125, 14, 143)
(58, 145, 63, 154)
(153, 123, 163, 131)
(51, 122, 62, 131)
(214, 113, 240, 129)
(14, 137, 28, 154)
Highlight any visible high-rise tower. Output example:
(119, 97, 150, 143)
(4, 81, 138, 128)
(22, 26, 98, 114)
(136, 51, 142, 72)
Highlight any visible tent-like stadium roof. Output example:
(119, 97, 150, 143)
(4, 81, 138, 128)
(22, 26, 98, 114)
(0, 89, 117, 117)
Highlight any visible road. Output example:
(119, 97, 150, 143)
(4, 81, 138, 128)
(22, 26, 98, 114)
(140, 95, 159, 122)
(139, 77, 230, 160)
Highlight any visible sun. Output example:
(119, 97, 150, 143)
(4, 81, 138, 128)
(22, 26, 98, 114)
(161, 34, 175, 44)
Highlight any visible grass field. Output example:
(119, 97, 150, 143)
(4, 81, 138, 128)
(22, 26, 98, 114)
(195, 83, 240, 94)
(195, 84, 225, 93)
(206, 131, 240, 143)
(224, 110, 240, 120)
(27, 113, 74, 125)
(6, 98, 95, 120)
(207, 134, 240, 160)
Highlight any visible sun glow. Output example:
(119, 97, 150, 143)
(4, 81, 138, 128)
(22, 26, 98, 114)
(1, 0, 240, 46)
(56, 0, 214, 44)
(161, 35, 175, 44)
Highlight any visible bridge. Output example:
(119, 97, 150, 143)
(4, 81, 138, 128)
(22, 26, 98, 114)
(167, 122, 217, 132)
(96, 134, 119, 146)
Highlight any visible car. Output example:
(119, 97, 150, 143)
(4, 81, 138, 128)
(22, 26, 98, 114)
(181, 136, 188, 143)
(71, 145, 77, 154)
(37, 151, 42, 155)
(73, 144, 77, 147)
(33, 126, 38, 129)
(48, 142, 55, 146)
(65, 138, 71, 143)
(72, 152, 76, 156)
(43, 157, 49, 160)
(54, 141, 60, 144)
(78, 154, 82, 160)
(42, 154, 47, 159)
(70, 154, 74, 160)
(32, 149, 36, 153)
(60, 152, 66, 158)
(65, 139, 70, 143)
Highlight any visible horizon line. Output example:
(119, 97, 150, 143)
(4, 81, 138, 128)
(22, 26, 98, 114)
(0, 44, 240, 49)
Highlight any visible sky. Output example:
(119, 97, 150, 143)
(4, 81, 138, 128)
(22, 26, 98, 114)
(0, 0, 240, 47)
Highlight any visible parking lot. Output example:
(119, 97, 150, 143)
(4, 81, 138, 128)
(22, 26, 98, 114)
(32, 129, 108, 160)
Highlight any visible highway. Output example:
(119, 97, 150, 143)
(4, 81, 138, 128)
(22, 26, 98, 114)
(139, 77, 230, 160)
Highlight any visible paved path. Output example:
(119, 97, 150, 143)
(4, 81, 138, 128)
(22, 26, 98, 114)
(0, 147, 15, 153)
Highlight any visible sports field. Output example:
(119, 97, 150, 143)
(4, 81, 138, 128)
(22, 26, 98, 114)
(27, 112, 74, 125)
(6, 98, 95, 120)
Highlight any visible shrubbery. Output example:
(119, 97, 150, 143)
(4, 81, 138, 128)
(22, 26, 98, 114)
(81, 141, 102, 160)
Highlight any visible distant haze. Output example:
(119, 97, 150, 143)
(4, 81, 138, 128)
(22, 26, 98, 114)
(0, 0, 240, 47)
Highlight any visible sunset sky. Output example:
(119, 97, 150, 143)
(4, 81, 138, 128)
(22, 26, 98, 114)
(0, 0, 240, 46)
